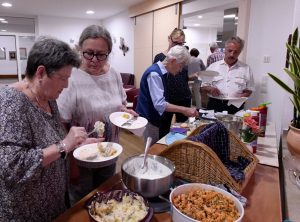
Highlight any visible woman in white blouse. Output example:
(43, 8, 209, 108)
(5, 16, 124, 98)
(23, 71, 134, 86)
(57, 25, 136, 205)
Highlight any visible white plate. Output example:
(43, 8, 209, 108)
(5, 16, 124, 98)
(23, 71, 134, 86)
(198, 70, 219, 77)
(198, 71, 219, 83)
(109, 112, 148, 130)
(220, 96, 248, 101)
(73, 142, 123, 168)
(170, 183, 244, 222)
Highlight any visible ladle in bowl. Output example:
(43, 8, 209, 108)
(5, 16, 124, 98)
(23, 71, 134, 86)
(140, 137, 152, 173)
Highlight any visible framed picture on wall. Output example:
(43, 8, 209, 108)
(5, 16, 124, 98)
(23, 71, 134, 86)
(9, 51, 16, 60)
(0, 47, 5, 60)
(20, 47, 27, 60)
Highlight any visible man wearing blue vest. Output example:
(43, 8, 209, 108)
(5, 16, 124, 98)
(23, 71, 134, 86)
(136, 45, 198, 145)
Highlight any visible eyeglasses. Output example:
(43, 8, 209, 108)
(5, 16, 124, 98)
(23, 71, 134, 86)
(82, 51, 108, 61)
(170, 37, 185, 46)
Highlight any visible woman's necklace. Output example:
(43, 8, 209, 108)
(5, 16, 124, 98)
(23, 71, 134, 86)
(28, 86, 50, 113)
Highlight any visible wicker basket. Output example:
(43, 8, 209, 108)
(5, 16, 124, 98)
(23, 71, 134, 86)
(159, 124, 258, 193)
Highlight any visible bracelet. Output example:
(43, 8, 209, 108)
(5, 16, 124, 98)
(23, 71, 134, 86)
(55, 141, 67, 159)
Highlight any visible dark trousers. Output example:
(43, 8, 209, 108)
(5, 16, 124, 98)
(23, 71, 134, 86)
(69, 164, 116, 205)
(207, 97, 244, 114)
(159, 99, 191, 138)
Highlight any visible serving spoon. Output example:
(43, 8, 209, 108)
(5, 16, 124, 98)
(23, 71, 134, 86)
(140, 137, 152, 174)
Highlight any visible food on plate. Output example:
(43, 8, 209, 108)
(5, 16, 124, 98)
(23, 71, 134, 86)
(122, 113, 130, 119)
(97, 143, 117, 157)
(172, 189, 240, 222)
(90, 193, 148, 222)
(180, 122, 188, 128)
(79, 149, 98, 160)
(94, 121, 105, 137)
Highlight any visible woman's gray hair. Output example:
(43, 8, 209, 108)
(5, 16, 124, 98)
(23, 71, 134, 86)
(78, 25, 112, 53)
(225, 36, 245, 51)
(166, 45, 190, 66)
(25, 36, 81, 79)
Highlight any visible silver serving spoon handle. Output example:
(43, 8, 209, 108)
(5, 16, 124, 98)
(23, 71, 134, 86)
(141, 137, 152, 172)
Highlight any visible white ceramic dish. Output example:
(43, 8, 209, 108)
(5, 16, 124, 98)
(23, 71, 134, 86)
(198, 70, 219, 77)
(169, 183, 244, 222)
(221, 96, 248, 101)
(73, 142, 123, 168)
(109, 112, 148, 130)
(198, 71, 219, 83)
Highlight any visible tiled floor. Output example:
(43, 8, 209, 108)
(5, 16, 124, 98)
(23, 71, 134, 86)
(282, 133, 300, 221)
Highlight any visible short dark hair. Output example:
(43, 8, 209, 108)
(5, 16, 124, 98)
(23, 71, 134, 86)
(25, 36, 80, 79)
(190, 48, 199, 57)
(79, 25, 112, 53)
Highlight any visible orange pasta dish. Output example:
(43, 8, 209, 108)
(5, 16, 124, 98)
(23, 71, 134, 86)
(172, 189, 240, 222)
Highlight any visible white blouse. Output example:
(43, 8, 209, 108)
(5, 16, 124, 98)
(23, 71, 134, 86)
(57, 67, 127, 142)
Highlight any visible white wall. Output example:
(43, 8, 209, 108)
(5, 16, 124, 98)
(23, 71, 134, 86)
(37, 15, 100, 48)
(246, 0, 296, 139)
(184, 27, 218, 65)
(293, 0, 300, 29)
(0, 35, 17, 74)
(19, 36, 35, 74)
(102, 10, 134, 74)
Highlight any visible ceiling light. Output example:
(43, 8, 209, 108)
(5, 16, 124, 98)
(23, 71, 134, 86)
(1, 20, 8, 23)
(0, 18, 5, 21)
(198, 15, 203, 19)
(1, 2, 12, 7)
(1, 30, 7, 32)
(194, 24, 200, 27)
(235, 16, 238, 20)
(86, 10, 95, 15)
(224, 14, 235, 18)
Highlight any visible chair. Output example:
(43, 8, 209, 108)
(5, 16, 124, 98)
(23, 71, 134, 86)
(120, 72, 135, 87)
(126, 88, 139, 103)
(126, 88, 139, 111)
(133, 95, 138, 111)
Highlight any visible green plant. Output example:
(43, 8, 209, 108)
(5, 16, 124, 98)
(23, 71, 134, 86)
(268, 28, 300, 128)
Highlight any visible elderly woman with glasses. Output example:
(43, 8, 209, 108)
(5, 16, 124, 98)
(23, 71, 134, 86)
(0, 36, 96, 221)
(57, 25, 136, 205)
(153, 28, 193, 138)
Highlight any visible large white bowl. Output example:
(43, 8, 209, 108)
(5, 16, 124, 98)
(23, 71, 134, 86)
(169, 183, 244, 222)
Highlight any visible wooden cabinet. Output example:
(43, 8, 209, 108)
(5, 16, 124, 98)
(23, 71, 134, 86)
(133, 3, 181, 87)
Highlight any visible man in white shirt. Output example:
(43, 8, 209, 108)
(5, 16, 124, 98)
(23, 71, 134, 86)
(202, 36, 255, 114)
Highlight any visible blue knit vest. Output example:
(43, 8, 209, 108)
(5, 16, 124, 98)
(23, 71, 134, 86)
(136, 63, 167, 127)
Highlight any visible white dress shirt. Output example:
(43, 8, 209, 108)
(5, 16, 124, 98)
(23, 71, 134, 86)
(206, 59, 255, 99)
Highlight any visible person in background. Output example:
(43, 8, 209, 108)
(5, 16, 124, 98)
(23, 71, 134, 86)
(201, 36, 255, 114)
(206, 41, 224, 67)
(188, 48, 206, 74)
(0, 36, 98, 221)
(188, 48, 206, 109)
(136, 45, 198, 145)
(57, 25, 137, 204)
(153, 28, 192, 138)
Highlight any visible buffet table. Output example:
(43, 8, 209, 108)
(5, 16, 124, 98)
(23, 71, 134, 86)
(55, 141, 282, 222)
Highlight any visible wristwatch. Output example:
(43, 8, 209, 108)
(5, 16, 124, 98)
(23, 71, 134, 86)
(56, 141, 67, 159)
